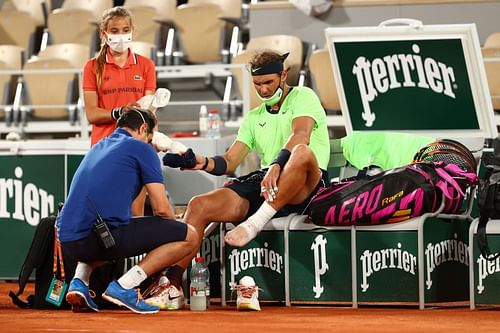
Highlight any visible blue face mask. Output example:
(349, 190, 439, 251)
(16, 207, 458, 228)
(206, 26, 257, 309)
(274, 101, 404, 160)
(257, 86, 283, 106)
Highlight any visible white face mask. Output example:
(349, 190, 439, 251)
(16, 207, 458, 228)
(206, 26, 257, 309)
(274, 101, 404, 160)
(105, 32, 132, 53)
(257, 86, 283, 106)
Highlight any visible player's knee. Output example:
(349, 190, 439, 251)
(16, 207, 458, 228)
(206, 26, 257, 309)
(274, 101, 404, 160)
(184, 224, 199, 248)
(290, 144, 314, 166)
(187, 194, 210, 216)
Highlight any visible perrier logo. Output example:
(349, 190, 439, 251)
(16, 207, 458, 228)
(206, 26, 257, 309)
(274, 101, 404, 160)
(0, 166, 55, 226)
(352, 43, 456, 127)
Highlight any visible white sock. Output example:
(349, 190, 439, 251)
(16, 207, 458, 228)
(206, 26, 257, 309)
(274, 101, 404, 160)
(242, 202, 277, 235)
(74, 262, 92, 286)
(118, 265, 148, 290)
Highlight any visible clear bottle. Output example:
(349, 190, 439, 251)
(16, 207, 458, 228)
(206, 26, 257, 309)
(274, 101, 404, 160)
(207, 108, 221, 139)
(199, 105, 208, 137)
(190, 256, 210, 311)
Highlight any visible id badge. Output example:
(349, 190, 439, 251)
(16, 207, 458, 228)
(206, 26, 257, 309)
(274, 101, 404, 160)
(45, 277, 68, 306)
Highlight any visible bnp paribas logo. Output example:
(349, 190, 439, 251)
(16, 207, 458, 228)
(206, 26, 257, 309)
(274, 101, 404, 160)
(0, 166, 55, 226)
(352, 43, 457, 127)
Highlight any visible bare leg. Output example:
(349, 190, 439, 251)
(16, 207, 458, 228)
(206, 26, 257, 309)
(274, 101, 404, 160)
(136, 224, 198, 276)
(225, 144, 321, 247)
(166, 187, 250, 287)
(131, 186, 147, 217)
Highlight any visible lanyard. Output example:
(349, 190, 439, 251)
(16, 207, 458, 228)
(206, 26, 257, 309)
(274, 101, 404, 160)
(52, 223, 65, 280)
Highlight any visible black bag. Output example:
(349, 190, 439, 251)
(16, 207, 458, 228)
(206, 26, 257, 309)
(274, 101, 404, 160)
(9, 216, 125, 310)
(477, 164, 500, 261)
(9, 216, 74, 309)
(308, 162, 476, 226)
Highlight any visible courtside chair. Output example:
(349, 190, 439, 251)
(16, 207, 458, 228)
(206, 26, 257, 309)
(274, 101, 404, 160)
(35, 43, 90, 68)
(129, 41, 157, 62)
(22, 58, 79, 123)
(0, 45, 25, 125)
(47, 7, 97, 55)
(308, 48, 341, 113)
(484, 32, 500, 48)
(188, 0, 247, 59)
(230, 50, 260, 111)
(170, 3, 226, 64)
(60, 0, 113, 19)
(245, 34, 304, 86)
(1, 0, 49, 27)
(308, 47, 345, 137)
(481, 48, 500, 113)
(0, 9, 39, 57)
(123, 0, 177, 64)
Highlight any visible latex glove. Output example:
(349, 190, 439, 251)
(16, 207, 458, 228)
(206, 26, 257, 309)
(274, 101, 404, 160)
(153, 132, 187, 153)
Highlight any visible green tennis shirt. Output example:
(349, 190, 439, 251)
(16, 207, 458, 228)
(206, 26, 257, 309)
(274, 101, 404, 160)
(236, 86, 330, 170)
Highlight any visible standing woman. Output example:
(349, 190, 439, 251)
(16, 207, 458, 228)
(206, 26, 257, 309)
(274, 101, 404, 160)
(82, 6, 157, 215)
(83, 6, 156, 146)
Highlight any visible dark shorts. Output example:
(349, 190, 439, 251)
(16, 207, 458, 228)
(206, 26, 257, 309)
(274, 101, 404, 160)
(61, 216, 188, 263)
(225, 169, 329, 219)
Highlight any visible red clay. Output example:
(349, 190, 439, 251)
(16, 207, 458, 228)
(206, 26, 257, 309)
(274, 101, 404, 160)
(1, 282, 499, 333)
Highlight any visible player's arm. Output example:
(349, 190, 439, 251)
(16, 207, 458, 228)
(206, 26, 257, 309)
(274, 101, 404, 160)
(283, 116, 315, 150)
(202, 140, 249, 175)
(162, 141, 249, 176)
(144, 182, 176, 219)
(83, 91, 141, 125)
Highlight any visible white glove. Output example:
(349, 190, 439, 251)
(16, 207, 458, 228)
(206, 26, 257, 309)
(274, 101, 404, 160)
(137, 88, 171, 112)
(152, 131, 187, 153)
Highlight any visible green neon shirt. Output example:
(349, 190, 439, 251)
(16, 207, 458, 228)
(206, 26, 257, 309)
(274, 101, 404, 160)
(236, 86, 330, 169)
(340, 131, 436, 170)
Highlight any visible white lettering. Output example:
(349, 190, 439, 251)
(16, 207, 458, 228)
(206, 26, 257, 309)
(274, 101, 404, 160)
(0, 166, 55, 225)
(360, 243, 416, 292)
(311, 235, 329, 298)
(352, 43, 456, 127)
(228, 242, 283, 286)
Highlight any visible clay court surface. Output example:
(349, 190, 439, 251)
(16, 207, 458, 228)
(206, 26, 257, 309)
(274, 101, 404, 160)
(1, 282, 499, 333)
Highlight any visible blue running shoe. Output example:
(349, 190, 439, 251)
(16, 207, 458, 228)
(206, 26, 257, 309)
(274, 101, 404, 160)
(102, 280, 159, 314)
(66, 278, 99, 312)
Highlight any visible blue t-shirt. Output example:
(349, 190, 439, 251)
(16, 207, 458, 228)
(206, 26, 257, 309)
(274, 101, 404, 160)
(57, 128, 164, 242)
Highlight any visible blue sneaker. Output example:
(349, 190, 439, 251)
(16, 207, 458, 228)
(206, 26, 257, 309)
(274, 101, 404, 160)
(66, 278, 99, 312)
(102, 280, 159, 314)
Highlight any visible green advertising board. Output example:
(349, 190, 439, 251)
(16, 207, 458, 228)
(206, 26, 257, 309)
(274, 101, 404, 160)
(356, 231, 419, 302)
(0, 140, 89, 278)
(325, 19, 497, 139)
(470, 219, 500, 307)
(0, 155, 65, 278)
(224, 231, 286, 302)
(289, 229, 352, 303)
(422, 218, 469, 302)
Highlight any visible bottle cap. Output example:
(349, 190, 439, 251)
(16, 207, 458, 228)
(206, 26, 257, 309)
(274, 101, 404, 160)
(195, 256, 205, 262)
(208, 108, 218, 114)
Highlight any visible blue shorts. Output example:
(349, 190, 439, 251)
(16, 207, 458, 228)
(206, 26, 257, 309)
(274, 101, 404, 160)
(225, 169, 328, 220)
(61, 216, 188, 263)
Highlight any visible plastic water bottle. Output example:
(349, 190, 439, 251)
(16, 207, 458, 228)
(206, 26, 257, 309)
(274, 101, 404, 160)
(207, 109, 221, 139)
(199, 105, 208, 137)
(190, 256, 210, 311)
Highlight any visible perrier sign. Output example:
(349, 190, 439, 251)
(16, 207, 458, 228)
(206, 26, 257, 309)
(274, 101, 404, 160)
(326, 21, 497, 138)
(335, 39, 476, 131)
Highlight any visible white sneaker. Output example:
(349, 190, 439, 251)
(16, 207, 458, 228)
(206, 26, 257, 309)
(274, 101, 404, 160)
(232, 276, 261, 311)
(143, 276, 185, 310)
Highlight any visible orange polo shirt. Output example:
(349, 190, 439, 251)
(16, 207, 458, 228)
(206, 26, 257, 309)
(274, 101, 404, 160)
(83, 48, 156, 146)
